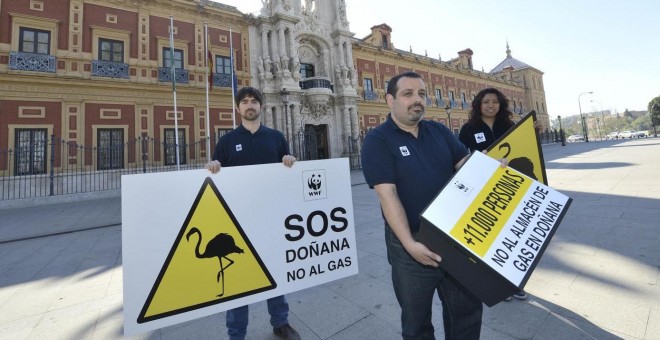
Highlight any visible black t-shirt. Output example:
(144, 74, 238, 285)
(458, 119, 514, 152)
(212, 124, 289, 167)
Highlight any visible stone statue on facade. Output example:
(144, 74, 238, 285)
(263, 56, 273, 80)
(292, 57, 301, 81)
(339, 0, 348, 24)
(335, 65, 342, 86)
(321, 51, 329, 77)
(257, 57, 266, 80)
(283, 0, 292, 11)
(260, 0, 272, 15)
(263, 56, 272, 74)
(273, 56, 281, 76)
(303, 0, 314, 14)
(349, 66, 357, 87)
(340, 65, 349, 85)
(280, 55, 290, 72)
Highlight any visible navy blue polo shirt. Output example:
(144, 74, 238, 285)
(213, 124, 289, 167)
(361, 115, 468, 233)
(458, 119, 514, 152)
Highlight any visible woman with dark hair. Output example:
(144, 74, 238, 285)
(458, 87, 529, 301)
(458, 88, 515, 152)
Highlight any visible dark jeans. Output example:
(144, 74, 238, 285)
(226, 295, 289, 340)
(386, 227, 483, 340)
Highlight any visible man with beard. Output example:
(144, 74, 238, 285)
(206, 86, 299, 340)
(361, 71, 483, 339)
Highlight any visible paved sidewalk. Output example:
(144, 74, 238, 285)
(1, 138, 659, 339)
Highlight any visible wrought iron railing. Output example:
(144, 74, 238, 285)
(363, 90, 378, 101)
(0, 135, 221, 200)
(347, 132, 365, 171)
(212, 73, 233, 87)
(300, 77, 333, 91)
(158, 67, 189, 84)
(91, 60, 129, 79)
(9, 51, 56, 73)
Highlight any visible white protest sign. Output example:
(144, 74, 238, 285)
(421, 151, 571, 286)
(122, 159, 357, 335)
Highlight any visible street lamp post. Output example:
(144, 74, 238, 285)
(279, 88, 290, 145)
(445, 104, 452, 135)
(591, 100, 605, 141)
(558, 115, 565, 146)
(578, 91, 593, 142)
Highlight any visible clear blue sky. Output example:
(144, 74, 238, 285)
(219, 0, 660, 117)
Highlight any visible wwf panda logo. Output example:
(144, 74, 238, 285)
(303, 169, 327, 201)
(308, 174, 322, 190)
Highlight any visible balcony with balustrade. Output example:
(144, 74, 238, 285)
(300, 77, 333, 92)
(9, 52, 56, 73)
(91, 60, 129, 79)
(211, 73, 234, 88)
(363, 90, 379, 101)
(158, 67, 189, 84)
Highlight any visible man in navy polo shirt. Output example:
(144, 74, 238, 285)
(206, 86, 299, 340)
(361, 71, 482, 339)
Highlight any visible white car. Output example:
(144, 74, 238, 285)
(605, 132, 619, 140)
(618, 131, 634, 138)
(634, 131, 648, 138)
(567, 135, 585, 142)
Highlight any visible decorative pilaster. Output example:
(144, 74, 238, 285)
(342, 107, 351, 153)
(350, 107, 359, 139)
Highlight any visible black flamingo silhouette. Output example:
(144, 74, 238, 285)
(186, 227, 244, 297)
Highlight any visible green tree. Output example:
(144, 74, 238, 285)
(648, 96, 660, 136)
(632, 115, 651, 131)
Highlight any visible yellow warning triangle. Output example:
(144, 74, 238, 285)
(138, 177, 276, 323)
(485, 111, 548, 185)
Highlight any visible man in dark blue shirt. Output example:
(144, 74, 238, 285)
(206, 86, 299, 340)
(361, 71, 482, 339)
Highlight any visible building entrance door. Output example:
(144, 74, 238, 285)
(296, 124, 328, 160)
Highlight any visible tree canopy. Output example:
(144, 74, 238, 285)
(648, 95, 660, 125)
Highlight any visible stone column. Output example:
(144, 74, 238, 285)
(261, 29, 269, 58)
(337, 40, 345, 66)
(290, 103, 301, 157)
(278, 27, 287, 59)
(350, 107, 359, 140)
(288, 29, 297, 58)
(341, 107, 351, 153)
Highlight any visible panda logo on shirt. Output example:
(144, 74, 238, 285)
(474, 132, 486, 144)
